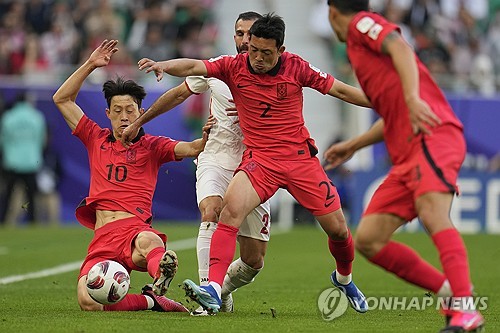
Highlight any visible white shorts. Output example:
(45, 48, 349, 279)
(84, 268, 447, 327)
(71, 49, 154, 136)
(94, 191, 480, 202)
(196, 162, 271, 241)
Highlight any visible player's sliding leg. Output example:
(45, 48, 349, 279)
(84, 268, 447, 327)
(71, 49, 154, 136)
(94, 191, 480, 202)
(141, 245, 179, 296)
(102, 285, 187, 312)
(316, 209, 368, 313)
(77, 276, 186, 312)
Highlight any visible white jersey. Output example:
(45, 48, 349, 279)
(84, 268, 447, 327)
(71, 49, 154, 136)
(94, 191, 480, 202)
(185, 76, 245, 170)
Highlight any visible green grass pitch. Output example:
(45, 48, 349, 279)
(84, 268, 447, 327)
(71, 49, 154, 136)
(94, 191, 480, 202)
(0, 223, 498, 332)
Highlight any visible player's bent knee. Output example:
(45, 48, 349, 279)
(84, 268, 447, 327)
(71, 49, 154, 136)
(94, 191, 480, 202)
(241, 254, 264, 269)
(135, 231, 164, 253)
(354, 232, 376, 257)
(201, 209, 219, 222)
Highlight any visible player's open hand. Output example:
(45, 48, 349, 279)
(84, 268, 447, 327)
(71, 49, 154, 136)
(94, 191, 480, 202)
(407, 97, 442, 135)
(323, 140, 355, 170)
(120, 122, 140, 149)
(88, 39, 118, 68)
(138, 58, 166, 82)
(202, 115, 216, 142)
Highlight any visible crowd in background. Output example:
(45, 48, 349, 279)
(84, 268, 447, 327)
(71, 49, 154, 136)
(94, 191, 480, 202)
(2, 0, 500, 95)
(312, 0, 500, 96)
(0, 0, 218, 82)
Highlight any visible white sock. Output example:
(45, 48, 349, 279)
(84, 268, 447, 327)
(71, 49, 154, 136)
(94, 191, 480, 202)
(437, 280, 452, 297)
(221, 258, 262, 297)
(197, 221, 217, 286)
(209, 282, 222, 299)
(335, 271, 352, 285)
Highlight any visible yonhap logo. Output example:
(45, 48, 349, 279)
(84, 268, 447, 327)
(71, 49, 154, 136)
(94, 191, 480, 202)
(317, 287, 349, 321)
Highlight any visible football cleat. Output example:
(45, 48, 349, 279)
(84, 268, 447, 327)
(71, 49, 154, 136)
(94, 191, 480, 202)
(182, 279, 221, 315)
(439, 309, 485, 333)
(220, 293, 234, 312)
(153, 249, 178, 296)
(190, 306, 210, 316)
(330, 270, 368, 313)
(142, 285, 188, 312)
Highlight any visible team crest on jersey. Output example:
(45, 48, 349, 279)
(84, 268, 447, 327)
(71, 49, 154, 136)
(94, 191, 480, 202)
(245, 161, 257, 172)
(277, 83, 287, 100)
(126, 149, 136, 164)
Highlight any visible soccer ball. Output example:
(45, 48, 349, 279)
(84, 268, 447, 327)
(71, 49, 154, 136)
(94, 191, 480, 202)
(86, 260, 130, 305)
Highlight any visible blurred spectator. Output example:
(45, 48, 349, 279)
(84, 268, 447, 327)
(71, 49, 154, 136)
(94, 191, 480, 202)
(36, 130, 62, 226)
(0, 92, 47, 226)
(25, 0, 52, 34)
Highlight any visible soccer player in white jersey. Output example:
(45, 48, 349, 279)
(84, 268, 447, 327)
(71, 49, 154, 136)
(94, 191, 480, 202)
(121, 11, 269, 315)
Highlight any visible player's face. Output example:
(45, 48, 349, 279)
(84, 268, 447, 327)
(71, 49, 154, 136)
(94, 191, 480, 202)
(234, 19, 258, 54)
(106, 95, 144, 139)
(248, 36, 285, 74)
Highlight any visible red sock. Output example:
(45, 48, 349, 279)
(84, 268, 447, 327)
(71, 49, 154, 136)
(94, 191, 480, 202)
(208, 222, 238, 285)
(146, 246, 165, 278)
(103, 294, 148, 311)
(328, 230, 354, 276)
(370, 241, 446, 293)
(432, 228, 471, 297)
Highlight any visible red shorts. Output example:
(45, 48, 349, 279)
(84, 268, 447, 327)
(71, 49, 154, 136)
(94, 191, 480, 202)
(364, 124, 465, 221)
(78, 217, 167, 279)
(236, 150, 341, 216)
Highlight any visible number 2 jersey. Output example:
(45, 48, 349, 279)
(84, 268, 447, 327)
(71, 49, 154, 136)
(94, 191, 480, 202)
(202, 52, 335, 160)
(73, 115, 180, 229)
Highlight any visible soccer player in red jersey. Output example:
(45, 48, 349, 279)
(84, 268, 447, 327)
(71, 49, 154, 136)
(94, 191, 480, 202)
(325, 1, 484, 332)
(138, 13, 373, 315)
(53, 40, 213, 313)
(121, 12, 270, 316)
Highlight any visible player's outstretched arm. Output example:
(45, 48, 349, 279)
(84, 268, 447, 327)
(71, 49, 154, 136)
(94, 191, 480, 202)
(382, 31, 441, 134)
(53, 39, 118, 131)
(328, 80, 372, 108)
(324, 118, 384, 170)
(137, 58, 208, 82)
(121, 82, 194, 148)
(174, 115, 216, 159)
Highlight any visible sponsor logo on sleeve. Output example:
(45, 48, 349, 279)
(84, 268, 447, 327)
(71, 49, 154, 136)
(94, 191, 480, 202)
(356, 17, 375, 33)
(208, 54, 235, 62)
(368, 24, 383, 40)
(308, 63, 328, 79)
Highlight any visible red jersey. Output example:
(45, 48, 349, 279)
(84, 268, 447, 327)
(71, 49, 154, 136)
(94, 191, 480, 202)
(73, 115, 180, 229)
(346, 12, 463, 165)
(203, 52, 334, 159)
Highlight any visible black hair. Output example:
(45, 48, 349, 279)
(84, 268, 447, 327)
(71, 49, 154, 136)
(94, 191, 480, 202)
(236, 11, 262, 24)
(327, 0, 369, 14)
(102, 77, 146, 109)
(249, 13, 285, 48)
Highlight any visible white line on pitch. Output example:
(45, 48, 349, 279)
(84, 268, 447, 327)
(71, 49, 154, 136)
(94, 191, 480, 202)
(0, 227, 288, 285)
(0, 237, 197, 285)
